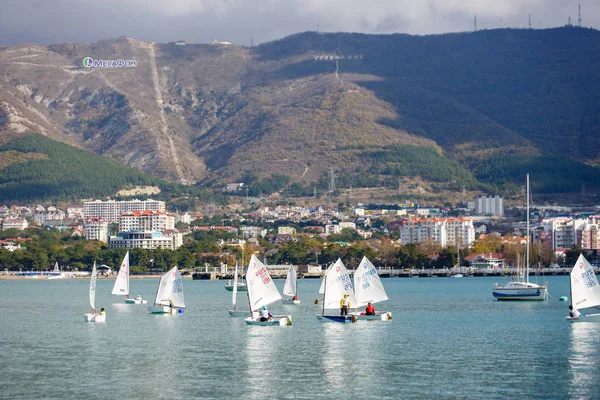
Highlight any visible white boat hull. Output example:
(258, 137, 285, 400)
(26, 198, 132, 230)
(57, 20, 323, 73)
(228, 310, 250, 317)
(84, 313, 105, 323)
(282, 299, 301, 305)
(567, 313, 600, 322)
(245, 315, 292, 326)
(148, 305, 181, 314)
(224, 284, 247, 292)
(350, 311, 392, 321)
(124, 297, 148, 304)
(493, 281, 547, 301)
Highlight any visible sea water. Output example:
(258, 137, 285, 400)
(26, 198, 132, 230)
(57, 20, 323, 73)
(0, 275, 598, 399)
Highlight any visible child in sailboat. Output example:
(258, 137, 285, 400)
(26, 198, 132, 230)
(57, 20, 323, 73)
(99, 308, 105, 317)
(260, 305, 273, 322)
(365, 302, 376, 315)
(569, 305, 580, 318)
(340, 294, 350, 316)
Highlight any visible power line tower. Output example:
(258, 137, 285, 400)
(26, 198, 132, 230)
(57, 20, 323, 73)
(578, 3, 582, 27)
(474, 15, 477, 32)
(328, 167, 336, 207)
(529, 14, 532, 29)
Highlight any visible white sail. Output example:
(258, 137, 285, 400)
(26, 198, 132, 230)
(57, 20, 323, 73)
(571, 254, 600, 310)
(354, 256, 389, 308)
(232, 262, 239, 309)
(89, 261, 97, 310)
(323, 258, 356, 312)
(53, 262, 60, 273)
(246, 255, 282, 311)
(283, 265, 297, 297)
(153, 266, 186, 308)
(111, 251, 130, 296)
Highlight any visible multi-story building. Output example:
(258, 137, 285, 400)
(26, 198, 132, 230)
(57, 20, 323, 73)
(542, 217, 576, 250)
(1, 218, 28, 230)
(84, 217, 109, 243)
(118, 210, 174, 232)
(399, 217, 475, 247)
(579, 224, 600, 250)
(109, 231, 181, 250)
(240, 226, 266, 239)
(474, 195, 504, 217)
(83, 199, 165, 223)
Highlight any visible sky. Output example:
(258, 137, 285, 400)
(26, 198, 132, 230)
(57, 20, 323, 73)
(1, 0, 598, 46)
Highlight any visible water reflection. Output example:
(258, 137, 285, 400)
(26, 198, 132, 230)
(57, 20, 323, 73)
(244, 326, 286, 399)
(568, 322, 600, 398)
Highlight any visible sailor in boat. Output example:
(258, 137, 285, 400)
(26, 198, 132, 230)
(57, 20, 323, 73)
(340, 294, 350, 316)
(365, 302, 376, 316)
(260, 305, 273, 322)
(292, 295, 298, 301)
(99, 308, 105, 317)
(169, 300, 174, 315)
(569, 305, 581, 318)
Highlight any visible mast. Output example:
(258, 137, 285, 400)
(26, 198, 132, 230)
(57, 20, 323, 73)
(526, 173, 530, 283)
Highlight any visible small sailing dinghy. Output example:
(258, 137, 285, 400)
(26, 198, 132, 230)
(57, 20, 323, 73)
(148, 266, 186, 314)
(317, 258, 356, 323)
(245, 255, 292, 326)
(112, 251, 147, 304)
(84, 261, 105, 322)
(229, 262, 249, 317)
(567, 254, 600, 322)
(282, 265, 300, 305)
(351, 256, 392, 321)
(47, 262, 63, 279)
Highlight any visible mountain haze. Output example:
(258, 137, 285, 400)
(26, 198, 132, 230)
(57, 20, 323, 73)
(1, 27, 600, 195)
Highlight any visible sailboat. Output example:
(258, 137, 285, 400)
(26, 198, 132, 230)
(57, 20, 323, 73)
(47, 262, 63, 279)
(245, 255, 292, 326)
(282, 265, 300, 305)
(493, 174, 548, 301)
(112, 251, 147, 304)
(350, 256, 392, 321)
(317, 258, 356, 323)
(566, 254, 600, 322)
(148, 266, 186, 314)
(84, 261, 105, 322)
(229, 262, 249, 317)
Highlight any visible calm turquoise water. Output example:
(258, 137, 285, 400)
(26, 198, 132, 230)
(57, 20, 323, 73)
(1, 275, 599, 399)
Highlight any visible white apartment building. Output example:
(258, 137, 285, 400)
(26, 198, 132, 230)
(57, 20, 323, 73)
(542, 217, 577, 250)
(474, 195, 504, 217)
(83, 199, 166, 223)
(109, 230, 181, 250)
(2, 218, 28, 230)
(84, 217, 109, 243)
(580, 224, 600, 250)
(241, 226, 267, 239)
(278, 226, 296, 235)
(119, 210, 175, 232)
(399, 217, 475, 247)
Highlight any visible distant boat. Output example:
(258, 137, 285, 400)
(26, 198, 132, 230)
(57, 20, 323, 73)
(112, 251, 147, 304)
(451, 274, 464, 278)
(228, 262, 249, 317)
(350, 256, 392, 321)
(245, 255, 292, 326)
(84, 262, 105, 323)
(566, 254, 600, 322)
(493, 174, 547, 301)
(47, 262, 64, 280)
(317, 258, 356, 323)
(148, 266, 186, 314)
(282, 265, 300, 305)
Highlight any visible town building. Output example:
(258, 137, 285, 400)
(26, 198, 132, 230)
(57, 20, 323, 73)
(474, 195, 504, 216)
(399, 217, 475, 247)
(1, 218, 28, 230)
(83, 199, 165, 223)
(109, 230, 182, 250)
(118, 210, 175, 232)
(84, 217, 109, 243)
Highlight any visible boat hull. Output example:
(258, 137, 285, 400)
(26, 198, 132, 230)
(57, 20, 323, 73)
(147, 305, 181, 314)
(245, 315, 292, 326)
(282, 299, 301, 305)
(492, 287, 547, 301)
(350, 311, 392, 321)
(566, 313, 600, 322)
(125, 297, 148, 304)
(224, 284, 247, 292)
(84, 313, 105, 323)
(317, 314, 356, 323)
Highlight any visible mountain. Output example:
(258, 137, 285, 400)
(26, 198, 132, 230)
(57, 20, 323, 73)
(1, 27, 600, 197)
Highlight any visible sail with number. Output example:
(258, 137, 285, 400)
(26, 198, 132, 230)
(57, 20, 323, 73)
(111, 251, 130, 296)
(323, 259, 356, 312)
(153, 266, 186, 308)
(354, 256, 389, 308)
(246, 255, 282, 312)
(283, 265, 297, 297)
(90, 261, 97, 310)
(570, 254, 600, 310)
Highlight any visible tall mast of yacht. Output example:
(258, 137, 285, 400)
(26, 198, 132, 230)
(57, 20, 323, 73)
(526, 173, 530, 283)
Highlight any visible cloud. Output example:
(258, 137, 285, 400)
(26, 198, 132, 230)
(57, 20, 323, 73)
(0, 0, 598, 46)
